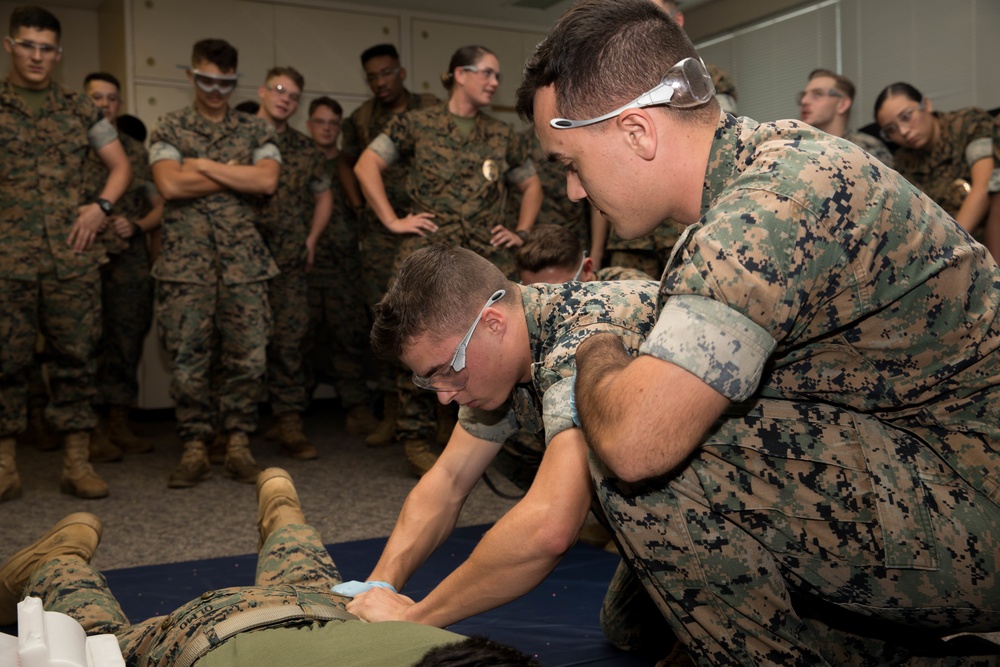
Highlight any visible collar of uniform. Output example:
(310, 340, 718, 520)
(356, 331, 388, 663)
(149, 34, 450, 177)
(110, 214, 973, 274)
(183, 101, 243, 138)
(700, 109, 744, 217)
(0, 78, 61, 116)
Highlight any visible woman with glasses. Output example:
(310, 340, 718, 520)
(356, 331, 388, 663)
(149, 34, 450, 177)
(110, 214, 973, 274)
(874, 82, 998, 251)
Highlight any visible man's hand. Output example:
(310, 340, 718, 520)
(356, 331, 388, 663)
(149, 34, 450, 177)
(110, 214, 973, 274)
(68, 203, 108, 253)
(388, 212, 438, 236)
(490, 225, 524, 248)
(110, 216, 136, 239)
(346, 587, 417, 623)
(305, 236, 318, 272)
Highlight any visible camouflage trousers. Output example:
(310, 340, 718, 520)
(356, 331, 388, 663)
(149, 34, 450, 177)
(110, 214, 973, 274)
(305, 284, 370, 409)
(266, 269, 309, 416)
(590, 398, 1000, 666)
(97, 240, 153, 406)
(0, 271, 101, 436)
(22, 524, 351, 667)
(156, 280, 271, 442)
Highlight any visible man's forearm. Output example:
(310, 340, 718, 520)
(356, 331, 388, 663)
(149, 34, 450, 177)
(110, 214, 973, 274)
(308, 189, 333, 243)
(199, 159, 279, 196)
(338, 153, 365, 210)
(355, 150, 398, 229)
(515, 176, 542, 232)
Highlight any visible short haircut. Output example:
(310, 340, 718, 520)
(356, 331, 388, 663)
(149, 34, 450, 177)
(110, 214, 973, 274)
(265, 65, 304, 92)
(441, 45, 495, 91)
(309, 96, 342, 117)
(516, 224, 583, 273)
(874, 82, 924, 117)
(371, 244, 513, 360)
(84, 72, 121, 92)
(361, 43, 399, 66)
(516, 0, 718, 126)
(10, 5, 60, 40)
(808, 68, 855, 101)
(191, 38, 238, 72)
(413, 636, 541, 667)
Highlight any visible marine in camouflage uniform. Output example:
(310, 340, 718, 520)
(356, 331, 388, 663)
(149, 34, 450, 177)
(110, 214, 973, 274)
(0, 73, 129, 501)
(586, 112, 1000, 665)
(149, 104, 280, 485)
(844, 129, 894, 168)
(892, 107, 996, 219)
(360, 244, 660, 630)
(258, 125, 330, 454)
(305, 152, 372, 415)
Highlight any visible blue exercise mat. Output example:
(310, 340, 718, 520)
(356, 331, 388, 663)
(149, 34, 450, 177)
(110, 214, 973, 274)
(5, 525, 648, 666)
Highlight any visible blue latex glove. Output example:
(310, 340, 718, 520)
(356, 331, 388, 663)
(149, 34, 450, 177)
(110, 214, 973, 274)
(331, 580, 397, 597)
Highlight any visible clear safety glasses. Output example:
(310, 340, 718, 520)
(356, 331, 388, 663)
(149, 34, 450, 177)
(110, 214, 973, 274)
(550, 57, 715, 129)
(191, 68, 239, 95)
(412, 290, 506, 392)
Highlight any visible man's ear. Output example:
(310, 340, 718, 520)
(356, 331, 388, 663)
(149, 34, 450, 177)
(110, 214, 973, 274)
(836, 95, 852, 116)
(617, 108, 658, 161)
(484, 305, 507, 335)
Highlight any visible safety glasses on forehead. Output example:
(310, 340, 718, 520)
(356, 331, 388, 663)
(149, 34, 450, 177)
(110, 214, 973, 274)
(412, 289, 506, 392)
(550, 57, 715, 129)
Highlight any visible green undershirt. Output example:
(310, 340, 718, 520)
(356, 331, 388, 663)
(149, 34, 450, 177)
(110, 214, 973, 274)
(13, 84, 49, 116)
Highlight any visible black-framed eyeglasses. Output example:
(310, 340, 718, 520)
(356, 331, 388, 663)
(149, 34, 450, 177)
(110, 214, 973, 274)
(412, 290, 506, 391)
(6, 36, 61, 58)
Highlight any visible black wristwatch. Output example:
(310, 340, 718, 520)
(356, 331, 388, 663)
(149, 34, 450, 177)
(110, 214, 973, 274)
(95, 198, 114, 216)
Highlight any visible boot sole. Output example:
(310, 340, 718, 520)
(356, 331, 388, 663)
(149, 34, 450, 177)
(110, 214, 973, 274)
(59, 480, 109, 499)
(0, 512, 101, 625)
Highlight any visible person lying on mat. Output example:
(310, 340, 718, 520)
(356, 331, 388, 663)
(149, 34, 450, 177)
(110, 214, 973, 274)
(341, 244, 659, 633)
(0, 468, 539, 667)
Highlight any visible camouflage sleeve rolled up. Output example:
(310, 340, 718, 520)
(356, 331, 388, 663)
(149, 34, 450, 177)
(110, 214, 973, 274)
(87, 117, 118, 150)
(253, 142, 282, 164)
(504, 128, 536, 185)
(367, 132, 399, 167)
(458, 401, 520, 443)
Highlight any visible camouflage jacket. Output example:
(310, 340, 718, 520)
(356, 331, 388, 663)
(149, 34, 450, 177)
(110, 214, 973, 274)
(843, 129, 894, 170)
(342, 90, 438, 220)
(309, 153, 362, 287)
(0, 79, 117, 279)
(461, 281, 659, 447)
(258, 127, 330, 272)
(594, 266, 653, 281)
(644, 111, 1000, 503)
(893, 108, 996, 216)
(508, 129, 586, 236)
(369, 103, 536, 250)
(149, 105, 280, 285)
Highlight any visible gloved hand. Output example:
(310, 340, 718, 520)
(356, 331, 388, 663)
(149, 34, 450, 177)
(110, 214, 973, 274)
(331, 580, 397, 597)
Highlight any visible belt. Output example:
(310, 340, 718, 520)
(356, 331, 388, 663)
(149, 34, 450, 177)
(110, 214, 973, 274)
(174, 603, 358, 667)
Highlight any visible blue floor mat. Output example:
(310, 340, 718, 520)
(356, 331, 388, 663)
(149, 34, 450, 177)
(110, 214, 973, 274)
(6, 525, 649, 666)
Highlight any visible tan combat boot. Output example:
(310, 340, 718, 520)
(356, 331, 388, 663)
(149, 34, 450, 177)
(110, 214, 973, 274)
(0, 437, 22, 502)
(224, 432, 261, 483)
(364, 393, 399, 447)
(60, 432, 109, 499)
(345, 403, 379, 436)
(108, 405, 153, 453)
(403, 439, 438, 478)
(25, 404, 59, 451)
(255, 467, 306, 548)
(0, 512, 102, 625)
(274, 413, 318, 460)
(208, 429, 227, 465)
(88, 417, 123, 463)
(168, 440, 211, 488)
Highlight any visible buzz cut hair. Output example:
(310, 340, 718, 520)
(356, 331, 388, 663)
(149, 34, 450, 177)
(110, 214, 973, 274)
(192, 38, 238, 72)
(808, 68, 855, 101)
(265, 65, 304, 92)
(516, 224, 583, 274)
(10, 5, 60, 41)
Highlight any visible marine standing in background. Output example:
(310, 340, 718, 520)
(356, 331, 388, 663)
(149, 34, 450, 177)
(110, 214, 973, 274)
(798, 68, 894, 167)
(255, 66, 332, 461)
(338, 43, 439, 449)
(149, 38, 281, 489)
(354, 45, 543, 476)
(0, 5, 132, 502)
(303, 96, 379, 437)
(82, 71, 163, 462)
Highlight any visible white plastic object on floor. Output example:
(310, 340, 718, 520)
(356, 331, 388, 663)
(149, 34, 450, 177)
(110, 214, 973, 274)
(0, 596, 124, 667)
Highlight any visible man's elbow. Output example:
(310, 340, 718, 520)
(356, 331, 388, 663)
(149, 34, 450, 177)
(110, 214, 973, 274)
(154, 180, 181, 201)
(259, 172, 279, 196)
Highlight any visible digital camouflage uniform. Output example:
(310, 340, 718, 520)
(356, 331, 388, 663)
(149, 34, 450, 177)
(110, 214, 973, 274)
(707, 64, 737, 115)
(258, 128, 330, 417)
(506, 128, 588, 250)
(149, 105, 280, 443)
(370, 103, 537, 443)
(19, 524, 461, 666)
(593, 111, 1000, 665)
(893, 107, 996, 218)
(89, 133, 156, 407)
(843, 129, 894, 169)
(0, 80, 117, 436)
(340, 90, 438, 310)
(305, 154, 371, 409)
